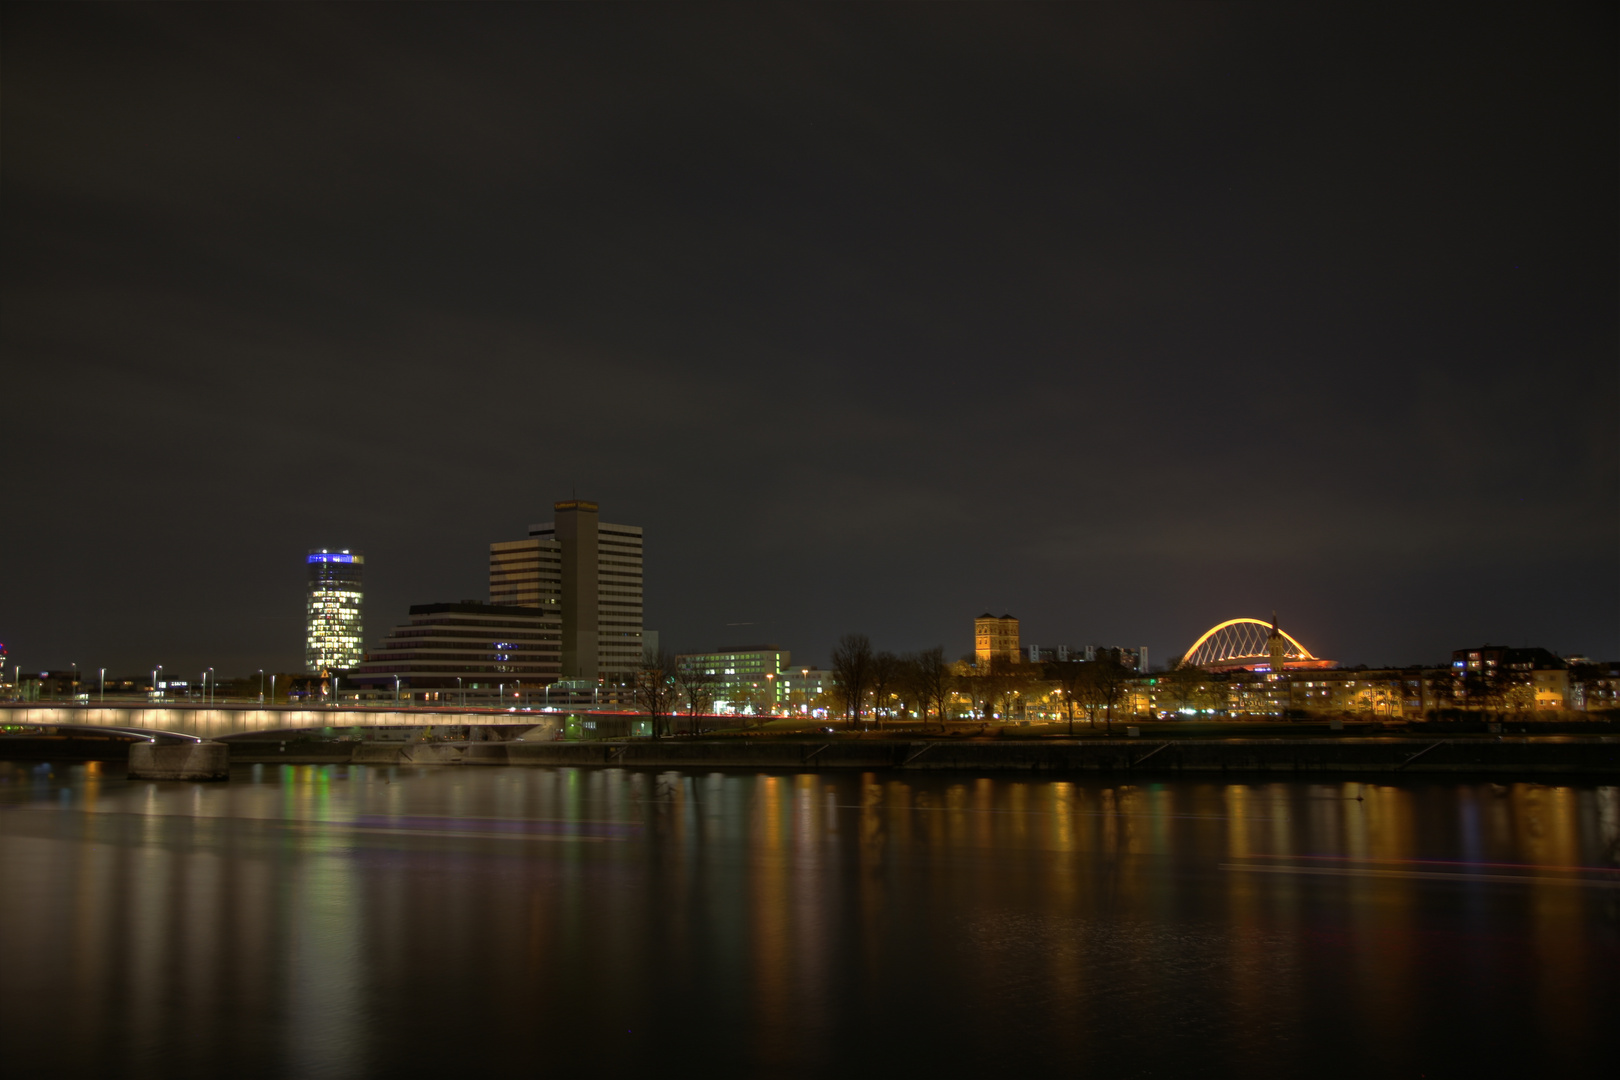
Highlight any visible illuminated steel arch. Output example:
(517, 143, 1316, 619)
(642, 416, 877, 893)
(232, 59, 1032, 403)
(1181, 618, 1317, 669)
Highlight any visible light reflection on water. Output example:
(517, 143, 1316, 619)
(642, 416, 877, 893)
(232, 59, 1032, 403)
(0, 762, 1617, 1078)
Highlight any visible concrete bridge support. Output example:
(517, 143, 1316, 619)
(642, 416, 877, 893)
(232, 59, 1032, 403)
(128, 741, 230, 781)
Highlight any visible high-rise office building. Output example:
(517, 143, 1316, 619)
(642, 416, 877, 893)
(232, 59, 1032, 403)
(489, 501, 643, 681)
(306, 549, 364, 673)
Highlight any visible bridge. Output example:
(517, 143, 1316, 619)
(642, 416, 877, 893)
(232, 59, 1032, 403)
(1180, 617, 1335, 672)
(0, 703, 578, 742)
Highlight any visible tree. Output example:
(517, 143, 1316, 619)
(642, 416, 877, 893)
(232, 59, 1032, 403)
(1198, 674, 1228, 717)
(1161, 663, 1205, 718)
(920, 647, 953, 729)
(1090, 657, 1130, 735)
(902, 647, 951, 730)
(674, 661, 715, 736)
(977, 656, 1029, 722)
(830, 633, 873, 729)
(869, 651, 901, 730)
(1050, 661, 1086, 736)
(635, 648, 679, 738)
(1461, 667, 1505, 712)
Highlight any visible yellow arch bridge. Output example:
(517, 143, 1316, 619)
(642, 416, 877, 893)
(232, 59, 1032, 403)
(1180, 618, 1333, 672)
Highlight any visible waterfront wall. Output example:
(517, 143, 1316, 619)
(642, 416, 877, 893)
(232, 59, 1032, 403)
(228, 736, 1620, 774)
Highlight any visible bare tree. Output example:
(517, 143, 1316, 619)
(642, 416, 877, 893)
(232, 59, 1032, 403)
(901, 647, 949, 730)
(635, 648, 679, 738)
(674, 661, 715, 736)
(1160, 662, 1204, 718)
(978, 656, 1030, 723)
(1051, 661, 1085, 736)
(830, 633, 873, 730)
(1090, 656, 1130, 735)
(869, 650, 901, 730)
(917, 647, 953, 730)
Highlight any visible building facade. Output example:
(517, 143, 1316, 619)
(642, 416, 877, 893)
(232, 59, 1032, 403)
(347, 601, 561, 704)
(975, 614, 1020, 667)
(306, 549, 364, 673)
(1451, 645, 1569, 710)
(676, 647, 791, 713)
(489, 500, 644, 681)
(776, 666, 835, 715)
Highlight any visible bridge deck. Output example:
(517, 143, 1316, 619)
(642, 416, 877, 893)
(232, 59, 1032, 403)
(0, 703, 602, 740)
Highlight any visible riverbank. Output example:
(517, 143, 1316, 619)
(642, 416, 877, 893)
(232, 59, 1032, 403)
(215, 734, 1620, 774)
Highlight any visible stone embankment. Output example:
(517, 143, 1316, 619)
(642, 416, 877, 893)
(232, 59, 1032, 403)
(226, 736, 1620, 775)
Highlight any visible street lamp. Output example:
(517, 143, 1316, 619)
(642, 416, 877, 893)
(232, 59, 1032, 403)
(154, 664, 164, 702)
(270, 673, 276, 705)
(208, 667, 214, 705)
(393, 674, 401, 704)
(99, 667, 105, 703)
(71, 662, 78, 700)
(258, 669, 264, 705)
(456, 676, 463, 709)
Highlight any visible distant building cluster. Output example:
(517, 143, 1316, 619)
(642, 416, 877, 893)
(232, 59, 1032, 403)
(266, 518, 1616, 720)
(341, 499, 650, 706)
(976, 612, 1148, 673)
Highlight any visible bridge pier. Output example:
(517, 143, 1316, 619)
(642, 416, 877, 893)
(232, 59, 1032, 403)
(128, 741, 230, 781)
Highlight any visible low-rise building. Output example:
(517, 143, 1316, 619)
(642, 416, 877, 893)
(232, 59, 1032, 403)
(675, 646, 791, 713)
(776, 667, 836, 716)
(1570, 662, 1620, 711)
(348, 601, 562, 706)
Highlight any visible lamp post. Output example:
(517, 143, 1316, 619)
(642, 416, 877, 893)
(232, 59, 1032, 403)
(270, 673, 276, 706)
(258, 669, 264, 705)
(393, 674, 401, 704)
(154, 664, 164, 702)
(457, 676, 463, 709)
(99, 668, 105, 703)
(71, 661, 78, 701)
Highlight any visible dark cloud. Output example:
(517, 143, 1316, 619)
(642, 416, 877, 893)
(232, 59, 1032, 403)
(3, 2, 1614, 674)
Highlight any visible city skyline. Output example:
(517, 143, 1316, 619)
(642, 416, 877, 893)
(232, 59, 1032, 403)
(2, 8, 1614, 1076)
(3, 4, 1614, 674)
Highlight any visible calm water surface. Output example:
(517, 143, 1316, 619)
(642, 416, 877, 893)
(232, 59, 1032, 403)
(1, 762, 1616, 1078)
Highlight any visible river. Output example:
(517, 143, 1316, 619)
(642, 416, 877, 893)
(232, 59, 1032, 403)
(1, 761, 1615, 1077)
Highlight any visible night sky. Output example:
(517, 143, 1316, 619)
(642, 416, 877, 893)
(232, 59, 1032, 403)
(3, 3, 1615, 676)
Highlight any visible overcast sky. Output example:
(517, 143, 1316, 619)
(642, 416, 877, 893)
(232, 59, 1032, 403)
(3, 3, 1615, 676)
